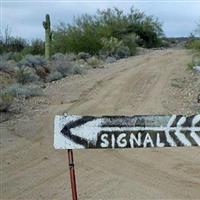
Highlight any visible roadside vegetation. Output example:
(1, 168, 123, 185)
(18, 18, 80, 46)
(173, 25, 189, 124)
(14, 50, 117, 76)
(185, 21, 200, 70)
(11, 6, 200, 117)
(0, 7, 166, 113)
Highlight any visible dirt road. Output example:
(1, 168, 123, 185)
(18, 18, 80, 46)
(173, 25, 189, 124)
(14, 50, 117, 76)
(1, 49, 200, 200)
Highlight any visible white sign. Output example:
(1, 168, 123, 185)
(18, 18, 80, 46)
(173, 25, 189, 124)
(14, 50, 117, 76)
(54, 115, 200, 149)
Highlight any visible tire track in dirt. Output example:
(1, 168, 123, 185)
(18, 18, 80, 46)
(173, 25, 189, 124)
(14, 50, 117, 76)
(1, 49, 200, 200)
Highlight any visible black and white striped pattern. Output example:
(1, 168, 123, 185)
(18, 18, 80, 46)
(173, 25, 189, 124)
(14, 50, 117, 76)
(54, 115, 200, 149)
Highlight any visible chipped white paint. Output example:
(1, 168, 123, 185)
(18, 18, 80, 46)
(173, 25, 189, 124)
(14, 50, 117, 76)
(190, 115, 200, 146)
(70, 119, 103, 144)
(165, 115, 177, 147)
(54, 115, 83, 149)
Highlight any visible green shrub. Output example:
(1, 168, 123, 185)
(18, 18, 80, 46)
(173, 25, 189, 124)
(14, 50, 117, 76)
(101, 37, 130, 59)
(105, 56, 116, 63)
(160, 39, 170, 48)
(0, 27, 44, 56)
(52, 59, 73, 76)
(0, 55, 17, 73)
(101, 37, 123, 56)
(52, 53, 76, 61)
(0, 92, 14, 112)
(7, 84, 43, 98)
(70, 64, 83, 74)
(122, 34, 138, 56)
(52, 7, 163, 54)
(0, 52, 14, 61)
(51, 53, 65, 60)
(65, 53, 76, 61)
(77, 52, 91, 60)
(186, 39, 200, 53)
(87, 56, 101, 68)
(4, 37, 28, 52)
(187, 62, 194, 70)
(46, 71, 63, 82)
(187, 54, 200, 70)
(16, 67, 39, 84)
(116, 46, 130, 59)
(29, 39, 45, 55)
(19, 54, 47, 68)
(16, 67, 30, 84)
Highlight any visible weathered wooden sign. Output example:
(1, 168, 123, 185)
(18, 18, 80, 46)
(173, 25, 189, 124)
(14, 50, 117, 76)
(54, 115, 200, 149)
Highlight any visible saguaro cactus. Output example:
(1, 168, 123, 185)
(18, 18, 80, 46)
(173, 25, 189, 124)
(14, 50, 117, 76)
(43, 14, 52, 59)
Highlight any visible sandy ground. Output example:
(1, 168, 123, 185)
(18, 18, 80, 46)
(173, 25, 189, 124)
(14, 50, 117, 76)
(1, 49, 200, 200)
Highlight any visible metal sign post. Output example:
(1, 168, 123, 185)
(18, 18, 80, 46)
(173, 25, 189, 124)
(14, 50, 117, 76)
(67, 149, 78, 200)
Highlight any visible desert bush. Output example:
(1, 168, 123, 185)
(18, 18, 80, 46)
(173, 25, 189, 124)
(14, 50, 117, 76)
(122, 34, 138, 56)
(188, 62, 194, 70)
(16, 67, 30, 84)
(53, 21, 103, 54)
(0, 27, 45, 56)
(101, 37, 123, 57)
(0, 59, 9, 72)
(4, 37, 28, 52)
(161, 39, 170, 48)
(0, 92, 14, 112)
(101, 37, 130, 59)
(192, 54, 200, 65)
(52, 7, 163, 54)
(51, 23, 69, 54)
(0, 41, 4, 54)
(0, 52, 23, 63)
(0, 51, 25, 62)
(70, 63, 83, 74)
(0, 55, 17, 73)
(18, 55, 48, 79)
(52, 53, 76, 62)
(65, 53, 76, 61)
(19, 54, 47, 68)
(0, 52, 14, 61)
(34, 65, 49, 79)
(7, 83, 43, 98)
(51, 53, 65, 60)
(29, 39, 45, 55)
(46, 60, 83, 82)
(11, 52, 24, 62)
(77, 52, 91, 60)
(46, 71, 63, 82)
(187, 54, 200, 70)
(0, 29, 27, 53)
(15, 67, 40, 84)
(115, 46, 130, 59)
(52, 59, 73, 76)
(186, 21, 200, 70)
(87, 56, 101, 68)
(105, 56, 117, 63)
(186, 39, 200, 53)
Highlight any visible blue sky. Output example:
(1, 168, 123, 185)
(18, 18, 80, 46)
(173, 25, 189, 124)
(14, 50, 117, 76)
(1, 1, 200, 41)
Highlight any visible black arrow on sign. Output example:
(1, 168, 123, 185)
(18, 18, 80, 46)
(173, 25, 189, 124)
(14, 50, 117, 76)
(61, 116, 97, 148)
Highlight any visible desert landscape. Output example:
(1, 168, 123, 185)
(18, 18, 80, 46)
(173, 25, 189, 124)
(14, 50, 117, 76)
(1, 48, 200, 199)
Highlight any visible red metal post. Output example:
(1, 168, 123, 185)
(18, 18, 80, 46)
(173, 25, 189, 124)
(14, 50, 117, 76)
(67, 149, 78, 200)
